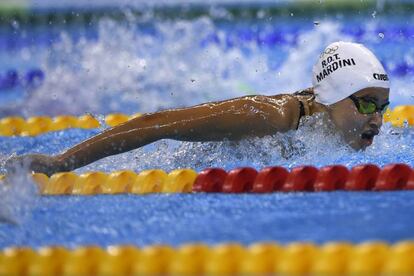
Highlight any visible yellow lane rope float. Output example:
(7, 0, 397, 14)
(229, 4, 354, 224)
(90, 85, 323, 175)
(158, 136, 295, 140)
(0, 241, 414, 276)
(0, 105, 413, 137)
(0, 169, 198, 195)
(0, 113, 142, 137)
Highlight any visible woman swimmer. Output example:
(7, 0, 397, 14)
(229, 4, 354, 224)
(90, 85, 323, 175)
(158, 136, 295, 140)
(5, 41, 390, 176)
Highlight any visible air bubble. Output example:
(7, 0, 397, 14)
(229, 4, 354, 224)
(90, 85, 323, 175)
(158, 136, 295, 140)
(378, 32, 385, 39)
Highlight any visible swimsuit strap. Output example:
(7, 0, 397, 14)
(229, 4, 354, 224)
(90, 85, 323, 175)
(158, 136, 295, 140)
(297, 101, 305, 130)
(293, 88, 315, 129)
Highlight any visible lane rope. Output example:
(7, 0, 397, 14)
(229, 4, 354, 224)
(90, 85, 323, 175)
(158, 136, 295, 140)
(1, 241, 414, 275)
(1, 163, 413, 195)
(0, 113, 142, 136)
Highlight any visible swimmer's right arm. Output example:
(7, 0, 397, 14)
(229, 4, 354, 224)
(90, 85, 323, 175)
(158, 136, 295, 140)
(7, 94, 301, 175)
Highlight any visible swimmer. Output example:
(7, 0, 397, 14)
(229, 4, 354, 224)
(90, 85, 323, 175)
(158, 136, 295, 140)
(5, 41, 390, 176)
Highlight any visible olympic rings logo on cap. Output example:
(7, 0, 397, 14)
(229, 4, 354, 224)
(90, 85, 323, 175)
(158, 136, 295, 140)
(320, 45, 339, 58)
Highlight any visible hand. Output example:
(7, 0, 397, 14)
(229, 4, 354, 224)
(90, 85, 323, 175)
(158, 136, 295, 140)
(5, 154, 61, 176)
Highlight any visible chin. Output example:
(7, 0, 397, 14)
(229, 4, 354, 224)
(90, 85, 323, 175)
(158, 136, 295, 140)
(347, 139, 366, 151)
(346, 132, 376, 150)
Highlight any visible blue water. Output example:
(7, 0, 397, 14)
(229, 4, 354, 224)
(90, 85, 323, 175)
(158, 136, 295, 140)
(2, 192, 414, 249)
(1, 5, 414, 248)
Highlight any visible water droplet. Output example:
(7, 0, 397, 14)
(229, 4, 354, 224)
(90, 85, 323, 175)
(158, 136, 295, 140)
(313, 21, 320, 26)
(11, 20, 19, 29)
(290, 13, 294, 17)
(372, 11, 377, 18)
(257, 10, 265, 19)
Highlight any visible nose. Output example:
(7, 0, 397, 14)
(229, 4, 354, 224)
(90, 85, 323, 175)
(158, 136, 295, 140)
(369, 112, 383, 129)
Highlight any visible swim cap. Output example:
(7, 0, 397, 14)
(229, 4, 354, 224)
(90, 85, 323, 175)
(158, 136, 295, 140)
(312, 41, 389, 105)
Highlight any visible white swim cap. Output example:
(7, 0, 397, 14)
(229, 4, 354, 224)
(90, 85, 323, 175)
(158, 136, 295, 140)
(312, 41, 389, 105)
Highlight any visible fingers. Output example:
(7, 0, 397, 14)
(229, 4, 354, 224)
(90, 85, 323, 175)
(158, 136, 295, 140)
(4, 154, 52, 175)
(4, 156, 28, 174)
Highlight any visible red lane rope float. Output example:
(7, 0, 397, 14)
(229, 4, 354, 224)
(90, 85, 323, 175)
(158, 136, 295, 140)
(345, 164, 380, 191)
(375, 163, 413, 191)
(283, 166, 319, 192)
(193, 168, 227, 193)
(314, 165, 349, 191)
(223, 167, 258, 193)
(2, 163, 414, 195)
(252, 166, 289, 193)
(194, 163, 414, 194)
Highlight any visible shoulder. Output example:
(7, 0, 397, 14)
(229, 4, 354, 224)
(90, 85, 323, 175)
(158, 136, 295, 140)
(249, 94, 302, 131)
(264, 94, 301, 109)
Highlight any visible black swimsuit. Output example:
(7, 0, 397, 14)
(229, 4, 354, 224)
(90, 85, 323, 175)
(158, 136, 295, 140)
(297, 101, 306, 129)
(293, 88, 315, 129)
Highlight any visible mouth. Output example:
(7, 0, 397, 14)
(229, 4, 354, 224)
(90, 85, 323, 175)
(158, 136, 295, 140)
(361, 129, 379, 146)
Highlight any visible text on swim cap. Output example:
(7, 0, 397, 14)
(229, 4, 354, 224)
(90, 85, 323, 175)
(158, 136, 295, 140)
(316, 53, 356, 82)
(373, 73, 388, 81)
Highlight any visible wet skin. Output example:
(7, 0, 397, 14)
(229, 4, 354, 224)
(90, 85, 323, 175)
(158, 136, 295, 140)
(5, 87, 389, 176)
(323, 87, 390, 150)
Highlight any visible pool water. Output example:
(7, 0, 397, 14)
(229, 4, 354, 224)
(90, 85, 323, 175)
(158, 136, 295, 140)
(1, 2, 414, 248)
(2, 192, 414, 248)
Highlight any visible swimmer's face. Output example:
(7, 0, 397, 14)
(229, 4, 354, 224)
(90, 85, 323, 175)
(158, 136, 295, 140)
(327, 87, 390, 150)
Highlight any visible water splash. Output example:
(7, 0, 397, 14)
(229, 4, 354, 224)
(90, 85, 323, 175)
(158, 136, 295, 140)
(276, 21, 351, 93)
(2, 15, 412, 117)
(20, 17, 274, 116)
(0, 160, 39, 224)
(14, 17, 363, 117)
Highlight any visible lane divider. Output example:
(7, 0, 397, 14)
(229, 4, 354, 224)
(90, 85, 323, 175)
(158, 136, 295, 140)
(0, 105, 413, 137)
(0, 241, 414, 275)
(1, 163, 413, 195)
(383, 105, 414, 127)
(0, 69, 44, 91)
(0, 113, 142, 136)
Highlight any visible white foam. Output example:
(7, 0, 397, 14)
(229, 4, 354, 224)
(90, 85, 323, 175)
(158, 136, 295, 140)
(22, 17, 271, 116)
(0, 164, 39, 224)
(9, 17, 412, 117)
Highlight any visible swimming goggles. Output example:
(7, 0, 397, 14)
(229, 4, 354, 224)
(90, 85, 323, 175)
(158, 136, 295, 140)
(349, 95, 389, 115)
